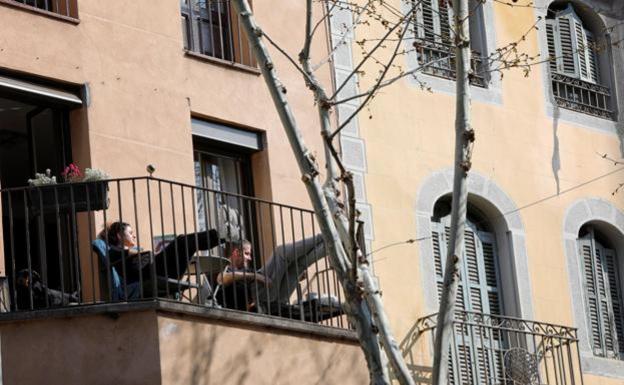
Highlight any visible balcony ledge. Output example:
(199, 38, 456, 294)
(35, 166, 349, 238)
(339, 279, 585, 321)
(0, 299, 358, 343)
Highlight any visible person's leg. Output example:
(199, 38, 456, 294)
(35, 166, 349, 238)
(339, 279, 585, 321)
(156, 229, 219, 279)
(257, 234, 325, 304)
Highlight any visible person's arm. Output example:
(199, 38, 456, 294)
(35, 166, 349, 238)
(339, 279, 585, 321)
(217, 268, 271, 286)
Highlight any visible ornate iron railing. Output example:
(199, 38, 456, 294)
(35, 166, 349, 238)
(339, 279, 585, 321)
(414, 40, 487, 88)
(415, 311, 584, 385)
(0, 177, 346, 329)
(551, 73, 613, 120)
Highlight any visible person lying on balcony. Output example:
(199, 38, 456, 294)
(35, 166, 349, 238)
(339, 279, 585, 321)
(15, 269, 79, 310)
(216, 234, 325, 312)
(99, 221, 220, 288)
(216, 240, 271, 311)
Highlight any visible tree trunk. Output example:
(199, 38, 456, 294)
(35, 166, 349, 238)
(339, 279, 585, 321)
(230, 1, 393, 383)
(431, 0, 474, 384)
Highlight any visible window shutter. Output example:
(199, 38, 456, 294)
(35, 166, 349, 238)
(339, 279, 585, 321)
(420, 0, 436, 41)
(585, 31, 600, 83)
(574, 19, 589, 80)
(433, 219, 503, 384)
(437, 0, 452, 45)
(545, 20, 558, 73)
(594, 244, 618, 357)
(579, 234, 622, 358)
(579, 237, 603, 353)
(604, 247, 623, 356)
(557, 17, 577, 76)
(480, 231, 502, 316)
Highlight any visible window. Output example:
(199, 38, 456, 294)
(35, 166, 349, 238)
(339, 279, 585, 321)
(194, 140, 253, 241)
(191, 118, 262, 242)
(181, 0, 256, 67)
(546, 4, 613, 119)
(431, 202, 504, 384)
(411, 0, 487, 87)
(6, 0, 78, 18)
(578, 225, 624, 359)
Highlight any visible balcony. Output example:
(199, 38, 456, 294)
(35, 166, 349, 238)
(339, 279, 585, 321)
(410, 311, 583, 385)
(414, 40, 487, 88)
(551, 73, 614, 120)
(0, 177, 347, 329)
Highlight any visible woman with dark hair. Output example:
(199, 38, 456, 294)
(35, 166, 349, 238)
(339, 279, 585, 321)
(99, 221, 220, 287)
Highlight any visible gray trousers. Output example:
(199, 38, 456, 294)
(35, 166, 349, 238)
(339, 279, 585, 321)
(256, 234, 325, 304)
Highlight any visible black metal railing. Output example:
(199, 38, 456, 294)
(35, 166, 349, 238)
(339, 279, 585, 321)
(180, 0, 256, 67)
(7, 0, 77, 18)
(0, 177, 346, 329)
(415, 311, 584, 385)
(415, 40, 487, 88)
(551, 73, 613, 120)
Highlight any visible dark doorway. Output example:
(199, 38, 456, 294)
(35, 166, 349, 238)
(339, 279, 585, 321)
(0, 94, 77, 309)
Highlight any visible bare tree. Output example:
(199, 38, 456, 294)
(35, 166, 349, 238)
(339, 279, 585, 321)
(230, 0, 419, 383)
(430, 0, 473, 383)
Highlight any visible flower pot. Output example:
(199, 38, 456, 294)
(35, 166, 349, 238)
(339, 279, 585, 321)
(28, 181, 109, 216)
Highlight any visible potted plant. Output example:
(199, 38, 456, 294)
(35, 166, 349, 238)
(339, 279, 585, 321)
(27, 164, 110, 215)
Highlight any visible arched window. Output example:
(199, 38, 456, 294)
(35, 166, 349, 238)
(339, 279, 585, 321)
(431, 199, 504, 383)
(578, 225, 624, 359)
(431, 211, 502, 316)
(545, 3, 614, 119)
(411, 0, 488, 87)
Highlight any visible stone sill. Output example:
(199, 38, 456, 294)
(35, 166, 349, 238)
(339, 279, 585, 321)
(184, 50, 261, 76)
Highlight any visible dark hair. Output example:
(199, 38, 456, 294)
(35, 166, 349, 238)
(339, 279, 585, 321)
(224, 240, 251, 258)
(98, 221, 131, 247)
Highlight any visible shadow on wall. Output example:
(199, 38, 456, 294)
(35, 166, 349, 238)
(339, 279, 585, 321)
(397, 321, 433, 385)
(163, 319, 367, 385)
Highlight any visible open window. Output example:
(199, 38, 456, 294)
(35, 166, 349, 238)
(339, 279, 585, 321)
(545, 3, 615, 120)
(191, 118, 262, 244)
(411, 0, 488, 87)
(181, 0, 256, 67)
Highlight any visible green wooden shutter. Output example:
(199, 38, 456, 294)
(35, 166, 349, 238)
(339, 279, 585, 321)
(550, 4, 600, 83)
(545, 20, 558, 74)
(432, 219, 503, 384)
(574, 19, 589, 80)
(579, 234, 622, 358)
(557, 16, 577, 76)
(579, 237, 603, 352)
(437, 0, 452, 45)
(603, 246, 623, 356)
(585, 31, 600, 83)
(418, 0, 436, 41)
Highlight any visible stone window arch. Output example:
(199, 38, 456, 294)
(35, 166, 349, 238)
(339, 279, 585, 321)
(577, 223, 624, 359)
(564, 198, 624, 376)
(416, 169, 533, 319)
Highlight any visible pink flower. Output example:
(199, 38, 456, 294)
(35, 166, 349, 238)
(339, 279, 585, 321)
(61, 163, 83, 182)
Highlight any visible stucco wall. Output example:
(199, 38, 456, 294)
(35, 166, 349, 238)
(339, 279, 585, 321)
(0, 311, 161, 385)
(157, 313, 368, 385)
(0, 0, 331, 209)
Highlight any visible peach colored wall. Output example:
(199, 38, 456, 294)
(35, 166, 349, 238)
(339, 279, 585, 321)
(0, 0, 330, 209)
(0, 311, 161, 385)
(157, 314, 369, 385)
